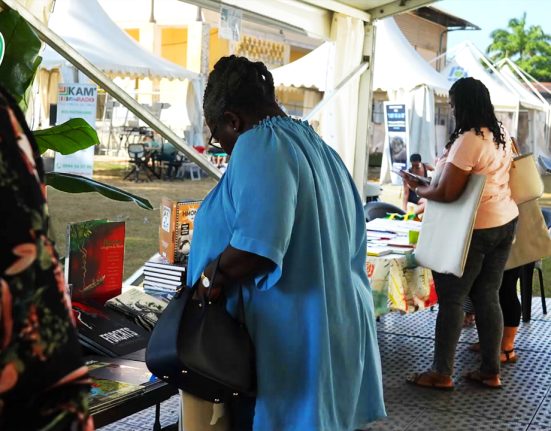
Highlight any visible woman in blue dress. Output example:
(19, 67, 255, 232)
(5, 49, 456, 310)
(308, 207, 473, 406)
(187, 56, 385, 431)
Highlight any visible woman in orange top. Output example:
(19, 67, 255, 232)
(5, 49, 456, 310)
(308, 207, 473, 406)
(402, 77, 518, 390)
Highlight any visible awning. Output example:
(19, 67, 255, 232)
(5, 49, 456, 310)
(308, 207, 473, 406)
(40, 0, 199, 81)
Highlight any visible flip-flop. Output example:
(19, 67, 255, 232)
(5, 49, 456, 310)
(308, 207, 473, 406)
(501, 349, 518, 364)
(468, 342, 480, 352)
(406, 371, 454, 391)
(463, 370, 502, 389)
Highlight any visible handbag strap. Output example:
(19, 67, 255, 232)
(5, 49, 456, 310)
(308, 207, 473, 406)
(511, 136, 520, 156)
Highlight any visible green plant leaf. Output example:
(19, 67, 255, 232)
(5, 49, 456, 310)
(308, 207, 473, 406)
(34, 118, 100, 155)
(45, 172, 154, 210)
(0, 9, 42, 103)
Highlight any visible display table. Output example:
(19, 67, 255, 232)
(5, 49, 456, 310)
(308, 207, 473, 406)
(91, 380, 177, 428)
(366, 253, 437, 316)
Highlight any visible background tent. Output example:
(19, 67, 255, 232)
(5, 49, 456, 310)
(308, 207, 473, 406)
(443, 42, 548, 157)
(38, 0, 203, 151)
(372, 17, 451, 184)
(271, 17, 451, 183)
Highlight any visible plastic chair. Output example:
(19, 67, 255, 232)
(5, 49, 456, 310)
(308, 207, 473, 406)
(364, 201, 405, 222)
(124, 143, 151, 182)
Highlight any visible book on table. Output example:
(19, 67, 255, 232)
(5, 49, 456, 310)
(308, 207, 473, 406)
(72, 301, 150, 357)
(86, 357, 158, 409)
(366, 246, 393, 257)
(105, 288, 168, 331)
(144, 254, 186, 274)
(66, 219, 125, 304)
(159, 198, 201, 264)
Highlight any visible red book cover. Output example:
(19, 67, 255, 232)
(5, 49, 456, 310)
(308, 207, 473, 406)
(67, 219, 125, 304)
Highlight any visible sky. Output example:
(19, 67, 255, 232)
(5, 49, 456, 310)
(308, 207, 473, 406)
(436, 0, 551, 54)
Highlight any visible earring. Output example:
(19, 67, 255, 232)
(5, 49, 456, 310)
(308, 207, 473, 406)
(233, 128, 237, 132)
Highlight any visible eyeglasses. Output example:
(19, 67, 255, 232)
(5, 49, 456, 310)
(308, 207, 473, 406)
(208, 126, 223, 151)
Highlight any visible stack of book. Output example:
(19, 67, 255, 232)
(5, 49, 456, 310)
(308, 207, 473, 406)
(143, 255, 186, 299)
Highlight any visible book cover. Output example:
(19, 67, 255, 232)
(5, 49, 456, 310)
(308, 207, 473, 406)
(86, 359, 154, 408)
(105, 288, 167, 331)
(159, 198, 201, 264)
(72, 301, 149, 357)
(67, 219, 125, 304)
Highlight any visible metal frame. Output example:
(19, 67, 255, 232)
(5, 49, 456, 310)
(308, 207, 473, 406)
(0, 0, 222, 180)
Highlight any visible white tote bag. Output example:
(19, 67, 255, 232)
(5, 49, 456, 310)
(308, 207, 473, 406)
(414, 174, 486, 277)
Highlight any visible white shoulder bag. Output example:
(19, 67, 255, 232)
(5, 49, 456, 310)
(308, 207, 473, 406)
(414, 174, 486, 277)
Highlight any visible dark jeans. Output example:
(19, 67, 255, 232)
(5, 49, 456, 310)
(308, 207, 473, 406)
(432, 218, 517, 376)
(500, 265, 526, 327)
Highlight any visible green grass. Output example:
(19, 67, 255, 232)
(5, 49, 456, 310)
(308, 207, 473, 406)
(47, 163, 216, 279)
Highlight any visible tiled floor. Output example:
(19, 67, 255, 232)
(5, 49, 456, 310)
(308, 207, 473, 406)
(100, 298, 551, 430)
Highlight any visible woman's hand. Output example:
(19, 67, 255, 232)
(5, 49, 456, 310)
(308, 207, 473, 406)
(194, 259, 224, 301)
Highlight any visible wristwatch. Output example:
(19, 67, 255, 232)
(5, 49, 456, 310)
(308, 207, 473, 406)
(200, 272, 210, 288)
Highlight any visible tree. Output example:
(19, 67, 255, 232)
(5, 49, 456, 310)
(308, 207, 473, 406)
(486, 12, 551, 81)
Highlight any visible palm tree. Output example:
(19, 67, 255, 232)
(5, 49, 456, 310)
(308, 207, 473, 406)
(486, 13, 551, 81)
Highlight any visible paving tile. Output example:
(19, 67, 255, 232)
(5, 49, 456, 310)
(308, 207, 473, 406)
(531, 390, 551, 429)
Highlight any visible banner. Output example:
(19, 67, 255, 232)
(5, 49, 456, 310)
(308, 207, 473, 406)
(383, 102, 408, 185)
(54, 83, 97, 177)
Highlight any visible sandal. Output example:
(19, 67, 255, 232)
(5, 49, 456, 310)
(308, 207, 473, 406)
(463, 370, 502, 389)
(468, 342, 480, 353)
(501, 349, 518, 364)
(406, 371, 454, 391)
(469, 344, 518, 364)
(463, 313, 476, 327)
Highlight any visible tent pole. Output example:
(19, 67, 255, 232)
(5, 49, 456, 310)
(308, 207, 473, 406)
(304, 61, 369, 122)
(0, 0, 222, 180)
(352, 22, 376, 193)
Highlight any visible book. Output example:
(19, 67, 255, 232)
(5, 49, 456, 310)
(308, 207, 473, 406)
(159, 198, 201, 264)
(366, 246, 392, 257)
(144, 275, 182, 287)
(67, 219, 125, 304)
(143, 269, 183, 282)
(143, 286, 176, 301)
(86, 358, 156, 409)
(392, 168, 431, 185)
(143, 280, 179, 292)
(72, 301, 149, 357)
(105, 288, 168, 331)
(144, 260, 186, 274)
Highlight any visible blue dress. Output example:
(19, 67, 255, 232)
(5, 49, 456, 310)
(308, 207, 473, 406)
(187, 116, 385, 431)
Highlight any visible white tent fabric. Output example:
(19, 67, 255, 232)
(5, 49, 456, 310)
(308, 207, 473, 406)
(319, 14, 365, 174)
(372, 18, 449, 97)
(498, 63, 547, 111)
(441, 43, 519, 111)
(271, 42, 332, 91)
(41, 0, 199, 81)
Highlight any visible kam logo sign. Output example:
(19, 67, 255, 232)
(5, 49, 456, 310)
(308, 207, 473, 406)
(0, 33, 4, 67)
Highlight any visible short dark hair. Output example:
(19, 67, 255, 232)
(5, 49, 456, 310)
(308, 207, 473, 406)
(410, 153, 422, 163)
(448, 77, 505, 149)
(203, 55, 276, 124)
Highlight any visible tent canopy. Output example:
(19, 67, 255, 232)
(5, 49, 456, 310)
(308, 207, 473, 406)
(372, 17, 449, 97)
(441, 43, 519, 110)
(271, 17, 450, 97)
(41, 0, 199, 81)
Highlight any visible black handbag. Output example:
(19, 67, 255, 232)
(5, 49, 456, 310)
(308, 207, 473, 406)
(145, 257, 256, 403)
